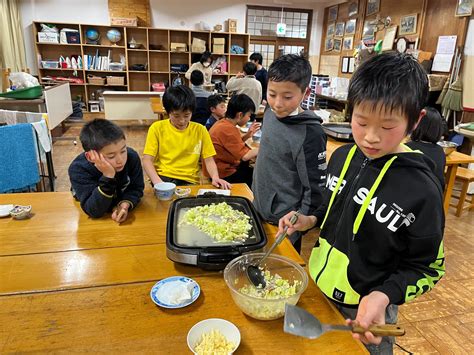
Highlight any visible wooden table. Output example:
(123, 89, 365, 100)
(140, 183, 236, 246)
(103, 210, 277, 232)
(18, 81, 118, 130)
(0, 184, 366, 353)
(444, 151, 474, 214)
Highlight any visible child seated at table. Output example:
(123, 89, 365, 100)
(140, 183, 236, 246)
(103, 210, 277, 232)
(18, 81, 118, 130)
(68, 119, 144, 222)
(205, 94, 227, 130)
(278, 53, 445, 354)
(252, 54, 327, 253)
(205, 94, 260, 188)
(190, 70, 211, 126)
(407, 106, 447, 186)
(142, 85, 231, 189)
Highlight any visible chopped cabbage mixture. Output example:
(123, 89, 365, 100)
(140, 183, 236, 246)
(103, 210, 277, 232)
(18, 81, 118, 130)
(194, 329, 235, 355)
(179, 202, 252, 242)
(239, 270, 301, 299)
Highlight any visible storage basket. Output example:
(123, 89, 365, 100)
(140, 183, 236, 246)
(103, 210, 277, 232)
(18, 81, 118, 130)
(106, 76, 125, 85)
(41, 61, 59, 69)
(87, 75, 105, 85)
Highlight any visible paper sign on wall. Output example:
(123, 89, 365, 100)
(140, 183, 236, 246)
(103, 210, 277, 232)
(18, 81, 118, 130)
(277, 23, 286, 36)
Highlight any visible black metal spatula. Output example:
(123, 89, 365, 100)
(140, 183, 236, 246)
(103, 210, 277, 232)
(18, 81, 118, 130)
(284, 304, 405, 339)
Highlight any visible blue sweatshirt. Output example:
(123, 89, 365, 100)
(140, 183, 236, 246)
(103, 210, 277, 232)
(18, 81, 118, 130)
(68, 147, 144, 218)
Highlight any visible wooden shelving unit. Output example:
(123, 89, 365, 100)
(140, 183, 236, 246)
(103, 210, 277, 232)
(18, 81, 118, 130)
(33, 21, 250, 113)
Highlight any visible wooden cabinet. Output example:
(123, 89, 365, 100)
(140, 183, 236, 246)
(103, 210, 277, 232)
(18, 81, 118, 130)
(33, 21, 250, 113)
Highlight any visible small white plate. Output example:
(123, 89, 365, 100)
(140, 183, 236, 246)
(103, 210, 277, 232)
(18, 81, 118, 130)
(197, 189, 231, 196)
(150, 276, 200, 309)
(240, 126, 249, 133)
(0, 204, 14, 218)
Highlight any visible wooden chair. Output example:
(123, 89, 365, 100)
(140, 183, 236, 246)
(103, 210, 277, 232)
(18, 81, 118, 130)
(149, 97, 167, 120)
(449, 167, 474, 217)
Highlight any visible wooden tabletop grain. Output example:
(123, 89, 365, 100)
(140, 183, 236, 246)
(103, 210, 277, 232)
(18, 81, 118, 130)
(0, 183, 367, 353)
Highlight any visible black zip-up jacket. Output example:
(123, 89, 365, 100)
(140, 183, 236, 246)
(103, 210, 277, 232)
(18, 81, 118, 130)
(309, 144, 445, 306)
(68, 147, 144, 218)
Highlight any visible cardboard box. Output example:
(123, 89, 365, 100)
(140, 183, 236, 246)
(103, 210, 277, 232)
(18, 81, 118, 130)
(213, 38, 225, 45)
(111, 17, 138, 27)
(213, 44, 225, 54)
(170, 42, 187, 52)
(38, 32, 59, 43)
(192, 37, 206, 52)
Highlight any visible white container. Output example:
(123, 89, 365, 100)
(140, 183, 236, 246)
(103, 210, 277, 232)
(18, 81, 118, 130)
(38, 32, 59, 43)
(187, 318, 240, 354)
(154, 182, 176, 200)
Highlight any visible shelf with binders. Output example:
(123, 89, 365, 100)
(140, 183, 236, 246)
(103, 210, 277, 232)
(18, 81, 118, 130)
(82, 47, 125, 71)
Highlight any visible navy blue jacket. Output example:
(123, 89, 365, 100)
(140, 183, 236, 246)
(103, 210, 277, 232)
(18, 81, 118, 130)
(68, 147, 144, 218)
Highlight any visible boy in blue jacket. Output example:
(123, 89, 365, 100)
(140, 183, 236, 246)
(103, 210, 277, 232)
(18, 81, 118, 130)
(69, 119, 144, 222)
(279, 53, 445, 354)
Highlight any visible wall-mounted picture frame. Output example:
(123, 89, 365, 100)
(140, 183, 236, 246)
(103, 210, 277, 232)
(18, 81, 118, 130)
(382, 26, 397, 51)
(363, 20, 376, 37)
(343, 36, 354, 51)
(325, 38, 334, 51)
(345, 19, 357, 35)
(348, 1, 359, 17)
(328, 5, 338, 22)
(455, 0, 472, 16)
(366, 0, 380, 16)
(400, 14, 417, 35)
(335, 22, 345, 37)
(349, 57, 355, 73)
(327, 22, 336, 37)
(333, 38, 342, 52)
(341, 56, 350, 73)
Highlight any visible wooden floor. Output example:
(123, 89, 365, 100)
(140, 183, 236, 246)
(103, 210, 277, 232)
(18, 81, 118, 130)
(51, 123, 473, 354)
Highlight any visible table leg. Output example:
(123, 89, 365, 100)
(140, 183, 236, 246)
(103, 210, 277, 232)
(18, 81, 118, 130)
(444, 164, 458, 215)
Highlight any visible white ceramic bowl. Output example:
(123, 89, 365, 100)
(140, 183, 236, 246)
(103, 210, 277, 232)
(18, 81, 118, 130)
(154, 182, 176, 200)
(187, 318, 240, 354)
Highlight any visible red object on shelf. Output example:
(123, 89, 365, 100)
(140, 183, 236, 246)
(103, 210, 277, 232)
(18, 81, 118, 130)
(152, 82, 166, 93)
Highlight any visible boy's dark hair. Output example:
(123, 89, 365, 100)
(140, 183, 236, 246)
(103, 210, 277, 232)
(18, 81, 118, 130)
(348, 52, 429, 133)
(200, 51, 212, 64)
(243, 61, 257, 76)
(162, 85, 196, 114)
(249, 52, 263, 65)
(190, 70, 204, 86)
(268, 54, 312, 92)
(226, 94, 255, 118)
(79, 119, 125, 152)
(411, 107, 447, 143)
(207, 94, 226, 110)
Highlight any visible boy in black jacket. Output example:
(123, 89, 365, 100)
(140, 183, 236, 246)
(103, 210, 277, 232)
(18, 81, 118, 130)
(69, 119, 144, 222)
(279, 53, 445, 354)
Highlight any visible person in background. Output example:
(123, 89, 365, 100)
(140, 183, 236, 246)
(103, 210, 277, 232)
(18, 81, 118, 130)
(142, 85, 231, 189)
(226, 61, 262, 119)
(205, 94, 227, 130)
(279, 53, 445, 354)
(252, 54, 327, 253)
(205, 94, 260, 188)
(185, 51, 213, 85)
(190, 70, 211, 126)
(407, 106, 447, 187)
(250, 52, 268, 103)
(68, 119, 144, 222)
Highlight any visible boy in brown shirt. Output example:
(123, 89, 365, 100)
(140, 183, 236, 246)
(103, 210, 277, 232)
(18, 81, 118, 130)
(205, 94, 260, 188)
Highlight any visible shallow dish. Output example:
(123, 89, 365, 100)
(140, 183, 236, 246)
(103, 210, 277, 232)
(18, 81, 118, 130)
(175, 187, 191, 198)
(0, 204, 14, 218)
(187, 318, 240, 354)
(150, 276, 200, 309)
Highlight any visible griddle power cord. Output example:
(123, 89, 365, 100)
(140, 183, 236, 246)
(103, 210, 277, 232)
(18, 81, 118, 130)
(395, 342, 413, 354)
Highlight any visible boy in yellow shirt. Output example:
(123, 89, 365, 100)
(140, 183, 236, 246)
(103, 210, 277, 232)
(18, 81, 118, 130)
(143, 85, 231, 188)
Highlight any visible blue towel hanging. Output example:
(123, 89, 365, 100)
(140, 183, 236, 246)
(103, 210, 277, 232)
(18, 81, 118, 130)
(0, 123, 40, 193)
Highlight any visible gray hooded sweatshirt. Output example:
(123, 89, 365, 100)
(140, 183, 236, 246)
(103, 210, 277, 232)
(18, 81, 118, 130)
(252, 108, 327, 225)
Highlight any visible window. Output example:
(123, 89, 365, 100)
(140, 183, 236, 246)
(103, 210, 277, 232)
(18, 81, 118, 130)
(249, 43, 275, 69)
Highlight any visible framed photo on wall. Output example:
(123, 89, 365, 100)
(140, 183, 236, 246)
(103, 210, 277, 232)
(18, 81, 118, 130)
(341, 57, 350, 73)
(325, 38, 334, 51)
(335, 22, 345, 37)
(455, 0, 472, 16)
(328, 5, 338, 21)
(327, 22, 336, 37)
(382, 26, 397, 51)
(363, 20, 376, 37)
(348, 1, 358, 17)
(333, 38, 342, 52)
(343, 36, 354, 51)
(345, 19, 357, 35)
(400, 14, 417, 35)
(366, 0, 380, 16)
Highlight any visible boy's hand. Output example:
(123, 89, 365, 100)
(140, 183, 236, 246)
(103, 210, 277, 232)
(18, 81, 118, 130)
(348, 291, 390, 345)
(248, 122, 261, 136)
(111, 201, 130, 224)
(278, 211, 316, 236)
(86, 150, 115, 178)
(212, 177, 232, 190)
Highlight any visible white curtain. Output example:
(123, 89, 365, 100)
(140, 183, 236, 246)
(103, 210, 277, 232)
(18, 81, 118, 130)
(0, 0, 27, 74)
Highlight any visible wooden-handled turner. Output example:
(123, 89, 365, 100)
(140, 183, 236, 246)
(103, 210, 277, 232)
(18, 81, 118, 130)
(284, 304, 405, 339)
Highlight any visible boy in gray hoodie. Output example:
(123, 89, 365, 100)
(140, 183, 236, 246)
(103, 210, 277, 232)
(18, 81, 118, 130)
(252, 54, 327, 252)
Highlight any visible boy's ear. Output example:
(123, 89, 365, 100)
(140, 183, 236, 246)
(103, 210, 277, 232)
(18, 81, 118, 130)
(84, 151, 93, 162)
(412, 109, 427, 132)
(303, 87, 311, 100)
